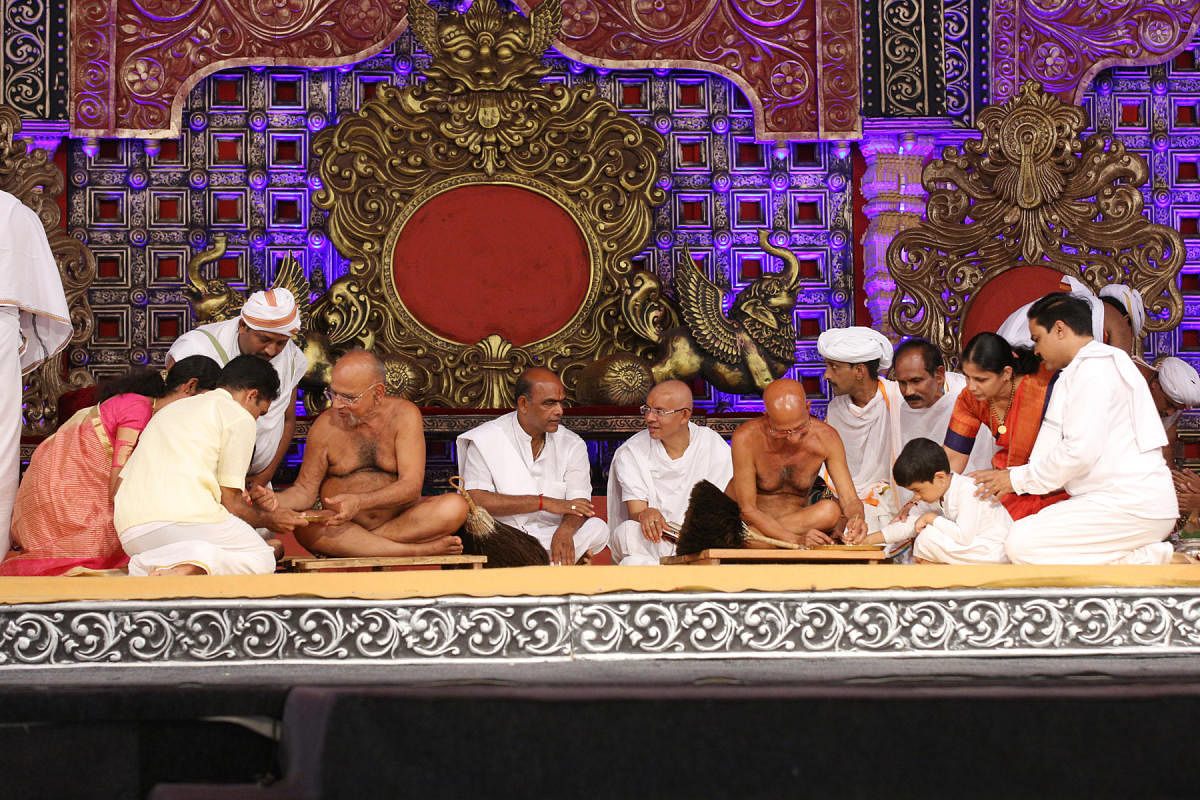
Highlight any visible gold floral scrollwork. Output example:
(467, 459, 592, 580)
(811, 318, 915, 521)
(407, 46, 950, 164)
(0, 106, 97, 435)
(309, 0, 666, 407)
(886, 81, 1184, 361)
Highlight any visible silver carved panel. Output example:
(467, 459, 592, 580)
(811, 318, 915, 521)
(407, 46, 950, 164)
(2, 588, 1200, 669)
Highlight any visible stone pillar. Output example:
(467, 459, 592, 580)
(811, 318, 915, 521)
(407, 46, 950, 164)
(859, 131, 936, 340)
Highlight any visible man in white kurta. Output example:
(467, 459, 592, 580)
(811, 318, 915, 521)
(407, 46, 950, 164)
(167, 288, 307, 486)
(607, 380, 733, 565)
(974, 293, 1177, 565)
(0, 191, 72, 558)
(818, 327, 904, 532)
(457, 368, 608, 564)
(893, 338, 995, 506)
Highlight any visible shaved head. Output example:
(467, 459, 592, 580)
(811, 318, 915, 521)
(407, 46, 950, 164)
(334, 349, 386, 384)
(646, 379, 693, 411)
(762, 378, 811, 440)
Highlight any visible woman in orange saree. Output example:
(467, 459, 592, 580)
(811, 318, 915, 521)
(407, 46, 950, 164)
(944, 332, 1067, 520)
(1, 356, 220, 575)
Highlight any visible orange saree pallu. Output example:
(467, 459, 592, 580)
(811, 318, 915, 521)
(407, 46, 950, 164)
(945, 367, 1066, 521)
(1, 406, 130, 576)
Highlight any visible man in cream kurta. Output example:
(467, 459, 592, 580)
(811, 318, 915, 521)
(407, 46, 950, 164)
(0, 191, 72, 558)
(457, 368, 608, 564)
(819, 327, 904, 532)
(973, 293, 1178, 565)
(114, 355, 306, 576)
(893, 338, 995, 506)
(607, 380, 733, 565)
(168, 288, 307, 486)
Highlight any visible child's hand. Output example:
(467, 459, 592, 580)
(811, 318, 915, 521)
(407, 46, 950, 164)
(913, 511, 939, 533)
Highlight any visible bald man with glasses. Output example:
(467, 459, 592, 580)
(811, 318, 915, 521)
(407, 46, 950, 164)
(607, 380, 733, 565)
(263, 349, 468, 557)
(729, 378, 866, 546)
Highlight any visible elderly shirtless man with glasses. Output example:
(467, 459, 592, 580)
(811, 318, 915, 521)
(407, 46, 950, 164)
(729, 378, 866, 546)
(259, 350, 468, 557)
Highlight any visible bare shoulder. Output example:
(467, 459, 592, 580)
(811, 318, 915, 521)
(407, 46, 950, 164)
(731, 417, 765, 446)
(384, 396, 423, 430)
(807, 419, 843, 453)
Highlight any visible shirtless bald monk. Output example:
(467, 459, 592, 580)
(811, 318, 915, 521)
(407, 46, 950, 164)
(730, 378, 867, 546)
(266, 350, 468, 556)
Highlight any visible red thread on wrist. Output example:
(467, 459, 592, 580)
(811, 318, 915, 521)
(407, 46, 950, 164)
(538, 494, 543, 511)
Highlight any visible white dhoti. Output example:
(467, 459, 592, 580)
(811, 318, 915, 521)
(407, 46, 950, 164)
(523, 515, 609, 558)
(1005, 496, 1173, 565)
(120, 516, 276, 576)
(610, 519, 675, 565)
(0, 306, 20, 556)
(825, 379, 904, 533)
(606, 424, 734, 565)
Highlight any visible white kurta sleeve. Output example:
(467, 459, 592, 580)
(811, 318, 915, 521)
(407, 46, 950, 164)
(563, 436, 593, 500)
(612, 445, 651, 505)
(459, 441, 497, 492)
(1010, 360, 1107, 496)
(925, 516, 969, 546)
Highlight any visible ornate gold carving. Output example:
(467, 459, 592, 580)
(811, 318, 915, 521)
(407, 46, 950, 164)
(0, 107, 97, 436)
(310, 0, 665, 407)
(575, 352, 654, 406)
(650, 230, 802, 395)
(184, 233, 244, 323)
(887, 81, 1185, 360)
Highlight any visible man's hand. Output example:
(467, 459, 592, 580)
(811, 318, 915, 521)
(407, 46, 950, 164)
(546, 497, 595, 517)
(636, 507, 668, 543)
(970, 469, 1013, 500)
(265, 508, 308, 535)
(249, 484, 279, 511)
(323, 493, 362, 524)
(841, 515, 868, 544)
(550, 528, 576, 566)
(1173, 468, 1200, 494)
(804, 529, 835, 547)
(913, 511, 939, 533)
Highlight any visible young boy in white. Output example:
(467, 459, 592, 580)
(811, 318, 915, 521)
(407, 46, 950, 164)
(863, 437, 1012, 564)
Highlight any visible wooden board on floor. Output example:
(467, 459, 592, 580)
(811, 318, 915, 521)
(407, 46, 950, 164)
(281, 555, 487, 572)
(661, 547, 887, 565)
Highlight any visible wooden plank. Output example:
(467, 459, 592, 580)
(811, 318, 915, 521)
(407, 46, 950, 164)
(661, 547, 887, 565)
(283, 555, 487, 572)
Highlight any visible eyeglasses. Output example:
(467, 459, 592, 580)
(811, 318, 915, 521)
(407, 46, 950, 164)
(324, 382, 382, 406)
(640, 405, 687, 417)
(766, 419, 809, 437)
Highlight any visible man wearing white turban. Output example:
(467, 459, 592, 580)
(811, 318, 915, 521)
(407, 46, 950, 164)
(818, 326, 904, 532)
(1148, 356, 1200, 456)
(168, 288, 308, 487)
(0, 192, 72, 558)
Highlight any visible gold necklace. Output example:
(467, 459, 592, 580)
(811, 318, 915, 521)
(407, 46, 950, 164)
(991, 378, 1016, 436)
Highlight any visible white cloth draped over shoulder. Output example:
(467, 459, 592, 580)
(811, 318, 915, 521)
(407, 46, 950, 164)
(1008, 340, 1176, 564)
(997, 276, 1104, 349)
(0, 191, 71, 560)
(897, 371, 995, 504)
(823, 378, 905, 531)
(168, 318, 307, 475)
(457, 412, 607, 555)
(606, 424, 733, 565)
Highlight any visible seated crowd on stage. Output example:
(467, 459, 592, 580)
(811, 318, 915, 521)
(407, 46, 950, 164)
(5, 280, 1200, 576)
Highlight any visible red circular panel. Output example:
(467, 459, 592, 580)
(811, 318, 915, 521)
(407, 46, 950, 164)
(392, 185, 590, 346)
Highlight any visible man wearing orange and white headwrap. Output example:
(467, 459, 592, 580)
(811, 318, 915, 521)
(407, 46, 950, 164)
(817, 326, 905, 533)
(167, 288, 307, 486)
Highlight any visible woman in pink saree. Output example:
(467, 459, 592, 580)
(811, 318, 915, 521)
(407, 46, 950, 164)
(1, 356, 220, 575)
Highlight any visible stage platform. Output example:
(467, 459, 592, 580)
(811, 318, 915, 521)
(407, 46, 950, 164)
(3, 564, 1200, 672)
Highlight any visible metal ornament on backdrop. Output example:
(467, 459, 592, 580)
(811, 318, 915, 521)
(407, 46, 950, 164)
(0, 107, 97, 436)
(306, 0, 670, 407)
(886, 81, 1185, 363)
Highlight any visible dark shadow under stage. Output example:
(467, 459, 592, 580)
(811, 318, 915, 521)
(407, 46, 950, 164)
(4, 565, 1200, 798)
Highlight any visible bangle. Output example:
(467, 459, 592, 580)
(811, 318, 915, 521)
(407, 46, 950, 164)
(538, 494, 543, 511)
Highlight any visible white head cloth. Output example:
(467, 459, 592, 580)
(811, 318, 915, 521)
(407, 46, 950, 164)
(817, 326, 894, 370)
(1098, 284, 1146, 338)
(995, 276, 1104, 349)
(240, 288, 300, 335)
(1158, 357, 1200, 408)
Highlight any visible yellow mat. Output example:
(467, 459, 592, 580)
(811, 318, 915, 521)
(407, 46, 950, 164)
(1, 563, 1199, 604)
